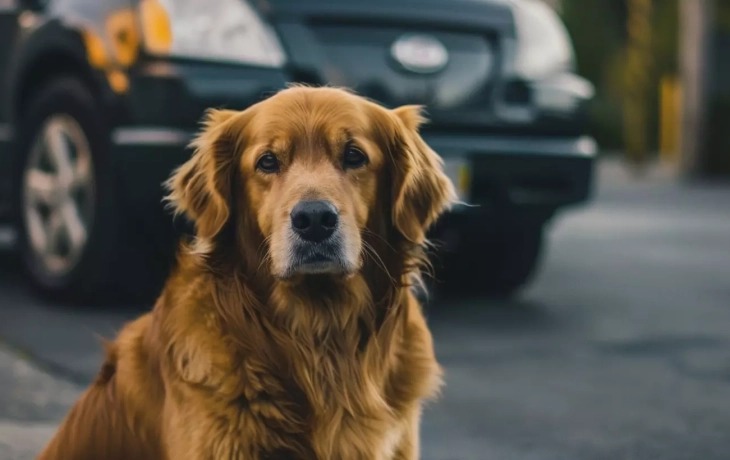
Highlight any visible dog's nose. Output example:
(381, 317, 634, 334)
(290, 200, 339, 243)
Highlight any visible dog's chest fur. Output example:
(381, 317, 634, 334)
(165, 298, 432, 460)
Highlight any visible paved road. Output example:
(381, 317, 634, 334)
(2, 161, 730, 459)
(0, 348, 81, 460)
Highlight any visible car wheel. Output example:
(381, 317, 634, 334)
(439, 219, 546, 299)
(14, 77, 124, 301)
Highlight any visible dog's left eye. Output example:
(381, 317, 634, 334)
(256, 152, 279, 173)
(343, 145, 368, 169)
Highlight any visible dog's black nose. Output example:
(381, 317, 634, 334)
(290, 200, 339, 243)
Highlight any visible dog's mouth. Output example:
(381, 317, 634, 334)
(286, 240, 350, 277)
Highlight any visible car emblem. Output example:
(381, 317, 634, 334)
(390, 34, 448, 74)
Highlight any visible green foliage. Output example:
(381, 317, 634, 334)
(561, 0, 625, 149)
(560, 0, 679, 152)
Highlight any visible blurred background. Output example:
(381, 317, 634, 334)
(0, 0, 729, 459)
(561, 0, 729, 176)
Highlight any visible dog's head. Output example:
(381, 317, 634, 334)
(166, 87, 456, 284)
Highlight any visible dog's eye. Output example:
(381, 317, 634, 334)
(256, 152, 279, 173)
(343, 145, 368, 169)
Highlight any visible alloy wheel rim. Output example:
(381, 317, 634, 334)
(22, 115, 95, 277)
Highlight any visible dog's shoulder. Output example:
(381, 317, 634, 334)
(100, 314, 166, 410)
(153, 277, 237, 391)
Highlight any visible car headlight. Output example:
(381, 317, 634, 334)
(511, 0, 574, 79)
(140, 0, 286, 68)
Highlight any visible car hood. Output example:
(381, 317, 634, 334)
(262, 0, 515, 34)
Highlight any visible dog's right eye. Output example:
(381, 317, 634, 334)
(256, 153, 279, 173)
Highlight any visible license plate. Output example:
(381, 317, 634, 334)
(442, 156, 471, 204)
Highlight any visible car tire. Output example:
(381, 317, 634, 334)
(13, 77, 127, 302)
(438, 219, 546, 299)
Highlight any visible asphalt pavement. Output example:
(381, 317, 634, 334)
(0, 347, 81, 460)
(1, 159, 730, 460)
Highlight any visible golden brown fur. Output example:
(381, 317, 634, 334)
(37, 86, 456, 460)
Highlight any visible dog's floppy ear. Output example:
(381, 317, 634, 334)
(165, 109, 240, 241)
(390, 105, 457, 244)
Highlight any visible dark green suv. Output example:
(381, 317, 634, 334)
(0, 0, 595, 300)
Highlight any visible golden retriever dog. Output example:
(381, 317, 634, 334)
(37, 86, 456, 460)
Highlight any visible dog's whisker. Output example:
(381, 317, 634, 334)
(256, 251, 273, 274)
(362, 241, 396, 287)
(361, 228, 397, 253)
(253, 235, 276, 273)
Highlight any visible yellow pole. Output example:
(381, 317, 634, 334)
(659, 75, 682, 165)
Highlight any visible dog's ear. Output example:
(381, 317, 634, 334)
(390, 105, 457, 244)
(165, 109, 240, 241)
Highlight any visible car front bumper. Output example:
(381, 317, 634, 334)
(424, 133, 596, 212)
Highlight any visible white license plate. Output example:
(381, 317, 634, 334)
(442, 157, 471, 204)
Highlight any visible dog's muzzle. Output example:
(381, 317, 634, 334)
(288, 200, 347, 275)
